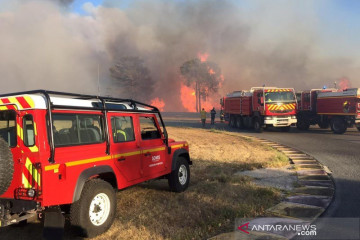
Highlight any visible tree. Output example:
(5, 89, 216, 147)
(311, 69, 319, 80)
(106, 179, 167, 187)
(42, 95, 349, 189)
(109, 56, 153, 101)
(180, 58, 222, 112)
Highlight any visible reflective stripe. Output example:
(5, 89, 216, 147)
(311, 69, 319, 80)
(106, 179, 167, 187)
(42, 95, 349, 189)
(25, 157, 41, 187)
(22, 173, 32, 188)
(45, 145, 188, 172)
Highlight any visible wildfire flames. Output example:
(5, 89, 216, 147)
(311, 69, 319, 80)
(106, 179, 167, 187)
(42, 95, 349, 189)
(180, 83, 220, 112)
(197, 52, 209, 62)
(338, 77, 351, 91)
(150, 97, 165, 111)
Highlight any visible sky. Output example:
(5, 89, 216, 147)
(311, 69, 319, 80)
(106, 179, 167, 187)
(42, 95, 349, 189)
(69, 0, 360, 58)
(1, 0, 359, 110)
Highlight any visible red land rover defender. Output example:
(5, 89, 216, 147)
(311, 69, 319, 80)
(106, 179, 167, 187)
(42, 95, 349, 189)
(0, 90, 191, 237)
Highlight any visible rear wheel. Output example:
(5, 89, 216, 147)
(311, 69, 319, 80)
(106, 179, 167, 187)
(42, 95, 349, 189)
(229, 116, 235, 128)
(168, 157, 190, 192)
(330, 117, 347, 134)
(70, 179, 116, 238)
(253, 117, 263, 133)
(236, 117, 243, 129)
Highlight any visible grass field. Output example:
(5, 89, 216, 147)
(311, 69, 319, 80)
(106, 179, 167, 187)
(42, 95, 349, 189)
(93, 126, 288, 239)
(0, 126, 288, 240)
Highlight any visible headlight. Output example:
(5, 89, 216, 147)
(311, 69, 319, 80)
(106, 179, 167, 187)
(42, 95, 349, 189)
(265, 116, 273, 120)
(291, 115, 297, 119)
(27, 189, 35, 198)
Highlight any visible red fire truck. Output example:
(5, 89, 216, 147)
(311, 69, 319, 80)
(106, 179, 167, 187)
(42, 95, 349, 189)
(0, 90, 191, 237)
(296, 88, 360, 134)
(221, 87, 297, 132)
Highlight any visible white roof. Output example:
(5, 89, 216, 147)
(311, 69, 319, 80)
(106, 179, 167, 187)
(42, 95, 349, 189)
(0, 93, 148, 111)
(317, 88, 360, 98)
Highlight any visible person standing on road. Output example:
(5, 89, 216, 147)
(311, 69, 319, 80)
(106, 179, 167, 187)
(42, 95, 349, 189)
(200, 108, 207, 127)
(210, 107, 216, 125)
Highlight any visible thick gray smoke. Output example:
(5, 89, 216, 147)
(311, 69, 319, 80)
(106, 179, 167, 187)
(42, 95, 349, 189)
(0, 0, 359, 110)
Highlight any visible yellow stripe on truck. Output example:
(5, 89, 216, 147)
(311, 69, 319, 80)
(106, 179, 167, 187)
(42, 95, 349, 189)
(25, 158, 41, 187)
(45, 145, 188, 172)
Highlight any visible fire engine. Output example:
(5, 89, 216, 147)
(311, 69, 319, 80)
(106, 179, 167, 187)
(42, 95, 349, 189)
(220, 87, 297, 132)
(0, 90, 191, 237)
(296, 88, 360, 134)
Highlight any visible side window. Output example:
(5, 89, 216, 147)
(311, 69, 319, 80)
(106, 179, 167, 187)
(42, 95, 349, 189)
(23, 115, 35, 147)
(0, 110, 16, 147)
(111, 116, 135, 143)
(139, 116, 161, 140)
(52, 114, 104, 147)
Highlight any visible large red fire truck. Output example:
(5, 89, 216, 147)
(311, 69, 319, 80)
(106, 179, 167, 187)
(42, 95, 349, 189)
(296, 88, 360, 134)
(221, 87, 297, 132)
(0, 90, 191, 237)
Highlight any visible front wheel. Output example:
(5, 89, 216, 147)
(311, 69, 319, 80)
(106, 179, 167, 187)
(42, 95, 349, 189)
(168, 157, 190, 192)
(253, 117, 263, 133)
(70, 179, 116, 238)
(296, 118, 310, 130)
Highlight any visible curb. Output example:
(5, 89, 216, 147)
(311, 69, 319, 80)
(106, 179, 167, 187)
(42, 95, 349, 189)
(210, 135, 335, 240)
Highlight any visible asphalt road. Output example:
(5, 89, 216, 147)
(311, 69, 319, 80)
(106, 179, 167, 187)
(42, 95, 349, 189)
(163, 112, 360, 238)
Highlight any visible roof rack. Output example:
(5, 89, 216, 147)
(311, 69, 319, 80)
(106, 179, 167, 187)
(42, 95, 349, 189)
(0, 90, 168, 164)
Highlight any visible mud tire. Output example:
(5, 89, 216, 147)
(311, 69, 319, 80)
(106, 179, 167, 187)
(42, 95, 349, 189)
(0, 138, 14, 196)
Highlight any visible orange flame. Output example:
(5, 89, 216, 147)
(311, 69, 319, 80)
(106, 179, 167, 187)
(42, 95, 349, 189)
(150, 97, 165, 111)
(180, 83, 221, 112)
(338, 77, 351, 91)
(180, 83, 196, 112)
(197, 52, 209, 62)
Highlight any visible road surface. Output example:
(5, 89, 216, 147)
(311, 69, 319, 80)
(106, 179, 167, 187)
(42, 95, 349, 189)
(163, 112, 360, 238)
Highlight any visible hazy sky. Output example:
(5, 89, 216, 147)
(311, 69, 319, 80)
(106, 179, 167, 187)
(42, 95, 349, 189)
(70, 0, 360, 60)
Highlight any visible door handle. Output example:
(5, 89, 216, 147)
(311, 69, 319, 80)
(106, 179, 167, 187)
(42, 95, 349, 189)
(117, 157, 126, 161)
(144, 152, 151, 157)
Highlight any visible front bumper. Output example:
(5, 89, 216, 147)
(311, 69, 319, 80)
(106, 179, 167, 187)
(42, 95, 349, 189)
(264, 116, 297, 127)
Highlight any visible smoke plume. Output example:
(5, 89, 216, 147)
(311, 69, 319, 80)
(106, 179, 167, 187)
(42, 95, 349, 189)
(0, 0, 359, 111)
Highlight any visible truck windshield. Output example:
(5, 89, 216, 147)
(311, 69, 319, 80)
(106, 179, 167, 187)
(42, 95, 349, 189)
(265, 92, 295, 103)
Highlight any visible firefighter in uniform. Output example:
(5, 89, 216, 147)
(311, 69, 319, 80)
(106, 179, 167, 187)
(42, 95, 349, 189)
(210, 107, 216, 125)
(200, 108, 206, 127)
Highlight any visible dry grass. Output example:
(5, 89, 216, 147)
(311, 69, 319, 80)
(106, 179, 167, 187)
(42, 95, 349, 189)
(0, 126, 288, 240)
(93, 127, 288, 239)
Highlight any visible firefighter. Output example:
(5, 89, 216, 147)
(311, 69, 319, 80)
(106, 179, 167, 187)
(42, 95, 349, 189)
(200, 108, 207, 127)
(210, 107, 216, 125)
(220, 109, 224, 122)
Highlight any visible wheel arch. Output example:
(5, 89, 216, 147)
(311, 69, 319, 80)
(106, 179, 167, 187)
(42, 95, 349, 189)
(72, 165, 117, 203)
(171, 149, 191, 171)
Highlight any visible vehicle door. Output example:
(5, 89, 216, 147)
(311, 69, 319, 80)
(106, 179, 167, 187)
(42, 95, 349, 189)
(108, 113, 142, 182)
(138, 114, 167, 177)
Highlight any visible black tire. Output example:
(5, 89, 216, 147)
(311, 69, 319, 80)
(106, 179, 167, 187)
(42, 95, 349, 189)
(280, 126, 291, 132)
(356, 125, 360, 132)
(236, 117, 243, 129)
(229, 116, 235, 128)
(253, 117, 263, 133)
(330, 117, 347, 134)
(0, 138, 14, 196)
(70, 179, 116, 238)
(296, 118, 310, 130)
(168, 157, 190, 192)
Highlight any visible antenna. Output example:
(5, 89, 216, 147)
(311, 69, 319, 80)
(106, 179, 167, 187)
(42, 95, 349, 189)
(97, 64, 100, 96)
